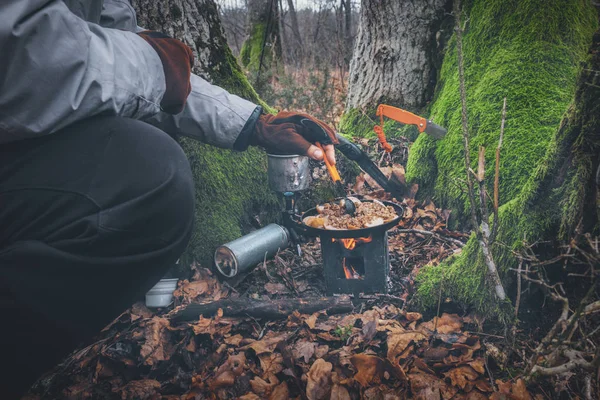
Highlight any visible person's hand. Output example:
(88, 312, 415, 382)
(251, 111, 339, 165)
(138, 31, 194, 114)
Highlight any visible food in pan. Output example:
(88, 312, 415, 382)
(303, 197, 398, 230)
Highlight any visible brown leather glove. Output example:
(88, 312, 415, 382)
(138, 31, 194, 114)
(251, 111, 339, 162)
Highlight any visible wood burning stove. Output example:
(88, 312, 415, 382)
(296, 199, 403, 296)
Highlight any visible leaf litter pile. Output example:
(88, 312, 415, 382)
(25, 139, 536, 399)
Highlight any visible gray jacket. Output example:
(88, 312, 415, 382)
(0, 0, 260, 149)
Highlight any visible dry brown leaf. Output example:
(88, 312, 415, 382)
(409, 372, 456, 400)
(224, 334, 244, 346)
(240, 332, 289, 354)
(512, 379, 532, 400)
(443, 366, 479, 389)
(139, 317, 171, 366)
(315, 345, 329, 359)
(474, 379, 493, 393)
(467, 359, 485, 374)
(250, 375, 279, 397)
(117, 379, 160, 399)
(239, 394, 261, 400)
(184, 336, 196, 353)
(130, 302, 154, 321)
(305, 313, 319, 329)
(293, 340, 316, 363)
(306, 358, 333, 400)
(265, 282, 290, 295)
(350, 354, 385, 387)
(260, 352, 284, 378)
(269, 381, 290, 400)
(330, 384, 351, 400)
(387, 331, 427, 362)
(405, 312, 423, 322)
(420, 313, 463, 334)
(210, 371, 235, 389)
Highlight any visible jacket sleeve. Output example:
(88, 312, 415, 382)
(143, 75, 262, 150)
(99, 0, 262, 150)
(0, 0, 168, 145)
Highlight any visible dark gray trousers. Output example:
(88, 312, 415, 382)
(0, 116, 195, 398)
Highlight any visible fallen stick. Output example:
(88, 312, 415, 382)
(397, 228, 465, 247)
(169, 296, 354, 322)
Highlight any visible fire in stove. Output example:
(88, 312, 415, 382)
(321, 230, 389, 296)
(336, 236, 372, 279)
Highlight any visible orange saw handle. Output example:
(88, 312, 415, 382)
(316, 142, 341, 183)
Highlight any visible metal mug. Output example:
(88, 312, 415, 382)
(267, 154, 310, 192)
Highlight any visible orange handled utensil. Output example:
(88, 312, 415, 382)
(316, 141, 341, 183)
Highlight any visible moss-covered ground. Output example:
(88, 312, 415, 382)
(407, 0, 598, 320)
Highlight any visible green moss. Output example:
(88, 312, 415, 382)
(411, 0, 598, 319)
(178, 141, 280, 266)
(406, 0, 596, 221)
(240, 22, 268, 72)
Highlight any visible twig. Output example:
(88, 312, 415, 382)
(454, 0, 506, 301)
(530, 349, 595, 376)
(491, 97, 506, 243)
(396, 228, 465, 247)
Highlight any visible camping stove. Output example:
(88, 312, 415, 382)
(215, 153, 403, 297)
(299, 199, 403, 296)
(321, 232, 389, 296)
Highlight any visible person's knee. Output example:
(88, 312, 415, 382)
(92, 117, 195, 249)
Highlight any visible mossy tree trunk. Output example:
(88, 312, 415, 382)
(240, 0, 282, 75)
(413, 1, 599, 321)
(339, 0, 452, 140)
(132, 0, 279, 271)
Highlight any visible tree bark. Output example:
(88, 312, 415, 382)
(240, 0, 282, 73)
(346, 0, 451, 111)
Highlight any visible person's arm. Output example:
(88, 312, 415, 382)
(98, 0, 262, 149)
(0, 0, 190, 144)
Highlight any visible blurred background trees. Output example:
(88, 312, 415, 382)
(218, 0, 359, 123)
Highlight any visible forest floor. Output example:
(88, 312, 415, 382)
(24, 137, 563, 400)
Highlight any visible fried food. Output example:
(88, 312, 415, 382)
(302, 199, 398, 230)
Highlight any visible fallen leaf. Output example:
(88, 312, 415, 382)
(294, 341, 316, 363)
(306, 358, 333, 400)
(240, 332, 289, 354)
(350, 354, 385, 387)
(330, 384, 351, 400)
(405, 312, 423, 322)
(421, 313, 463, 334)
(250, 375, 279, 397)
(265, 282, 290, 295)
(305, 313, 319, 329)
(467, 359, 485, 374)
(387, 331, 427, 362)
(259, 352, 284, 378)
(362, 320, 377, 340)
(443, 366, 479, 389)
(224, 334, 244, 346)
(269, 381, 289, 400)
(239, 394, 261, 400)
(116, 379, 160, 399)
(512, 379, 532, 400)
(474, 379, 493, 393)
(315, 345, 329, 358)
(139, 317, 171, 366)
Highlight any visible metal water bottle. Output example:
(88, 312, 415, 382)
(214, 224, 291, 278)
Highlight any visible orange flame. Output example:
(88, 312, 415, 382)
(337, 235, 373, 250)
(343, 259, 361, 279)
